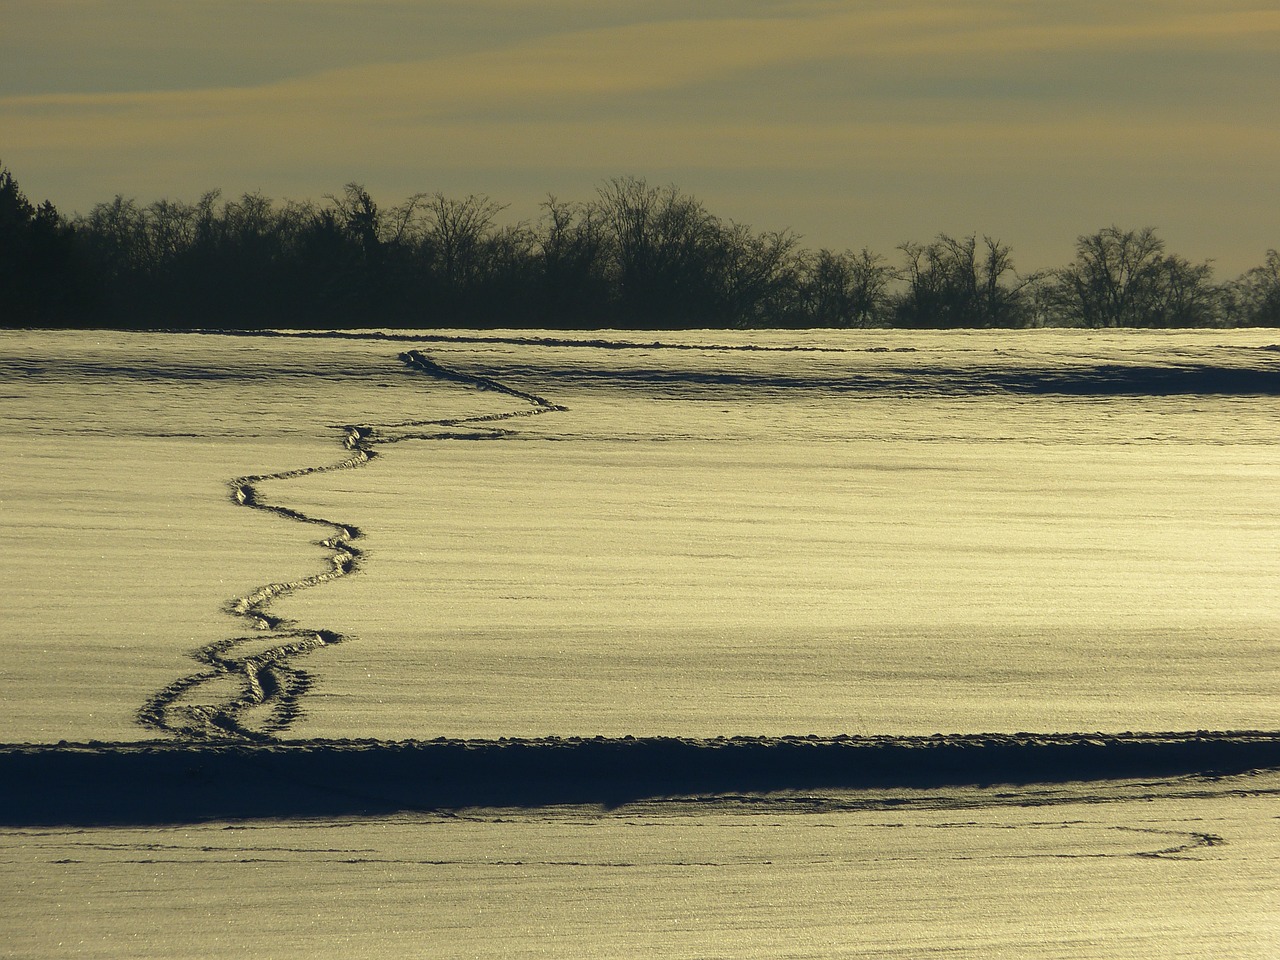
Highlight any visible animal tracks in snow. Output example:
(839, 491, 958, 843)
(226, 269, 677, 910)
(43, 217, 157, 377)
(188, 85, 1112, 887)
(137, 348, 564, 741)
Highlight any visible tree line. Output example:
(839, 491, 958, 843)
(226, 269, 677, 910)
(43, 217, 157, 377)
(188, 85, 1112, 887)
(3, 164, 1278, 329)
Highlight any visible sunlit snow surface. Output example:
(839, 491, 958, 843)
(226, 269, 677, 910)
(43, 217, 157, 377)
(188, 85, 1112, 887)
(3, 328, 1276, 741)
(1, 328, 1278, 958)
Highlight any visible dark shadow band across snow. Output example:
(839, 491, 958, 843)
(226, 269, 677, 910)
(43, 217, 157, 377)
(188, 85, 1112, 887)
(2, 732, 1278, 826)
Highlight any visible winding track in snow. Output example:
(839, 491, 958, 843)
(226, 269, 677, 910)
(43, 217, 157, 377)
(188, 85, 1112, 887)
(137, 348, 564, 741)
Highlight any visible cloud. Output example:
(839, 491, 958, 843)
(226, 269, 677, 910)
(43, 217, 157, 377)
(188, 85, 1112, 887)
(3, 9, 936, 113)
(3, 2, 1277, 271)
(6, 3, 1277, 119)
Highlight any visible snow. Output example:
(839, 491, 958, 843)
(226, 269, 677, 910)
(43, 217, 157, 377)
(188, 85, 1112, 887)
(1, 326, 1277, 958)
(3, 774, 1278, 958)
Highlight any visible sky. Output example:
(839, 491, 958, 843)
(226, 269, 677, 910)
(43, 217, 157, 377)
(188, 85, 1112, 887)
(3, 0, 1278, 275)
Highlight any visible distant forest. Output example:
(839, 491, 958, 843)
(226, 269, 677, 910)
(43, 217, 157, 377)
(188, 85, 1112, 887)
(3, 164, 1278, 329)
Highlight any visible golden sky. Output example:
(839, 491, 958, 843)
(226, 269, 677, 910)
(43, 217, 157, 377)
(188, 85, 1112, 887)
(4, 0, 1277, 272)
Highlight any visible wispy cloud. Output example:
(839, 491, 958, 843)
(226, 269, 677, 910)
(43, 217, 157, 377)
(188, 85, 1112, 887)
(6, 4, 1276, 119)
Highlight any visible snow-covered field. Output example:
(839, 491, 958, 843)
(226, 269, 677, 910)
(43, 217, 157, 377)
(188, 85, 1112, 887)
(4, 774, 1279, 959)
(1, 328, 1278, 957)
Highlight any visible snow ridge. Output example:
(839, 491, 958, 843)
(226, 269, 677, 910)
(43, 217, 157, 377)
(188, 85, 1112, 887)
(137, 351, 564, 741)
(5, 733, 1280, 825)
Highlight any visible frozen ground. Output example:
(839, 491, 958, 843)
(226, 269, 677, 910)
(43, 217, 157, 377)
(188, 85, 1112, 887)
(1, 327, 1278, 957)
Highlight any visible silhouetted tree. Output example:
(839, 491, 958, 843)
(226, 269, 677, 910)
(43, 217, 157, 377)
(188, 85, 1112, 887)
(893, 234, 1032, 328)
(308, 184, 387, 321)
(716, 223, 803, 327)
(326, 183, 381, 260)
(80, 195, 149, 287)
(1, 164, 95, 323)
(595, 177, 728, 326)
(1045, 226, 1222, 327)
(1225, 250, 1280, 326)
(6, 160, 1270, 330)
(534, 196, 611, 326)
(194, 193, 301, 324)
(800, 248, 893, 327)
(1150, 254, 1222, 327)
(424, 193, 505, 295)
(472, 223, 539, 325)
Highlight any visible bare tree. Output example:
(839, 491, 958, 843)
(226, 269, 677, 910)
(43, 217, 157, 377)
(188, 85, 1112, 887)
(325, 183, 381, 257)
(535, 195, 610, 324)
(802, 248, 893, 327)
(894, 234, 1032, 327)
(143, 198, 197, 266)
(422, 192, 506, 290)
(81, 195, 149, 278)
(1226, 250, 1280, 326)
(594, 176, 724, 324)
(1046, 226, 1221, 327)
(718, 223, 803, 326)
